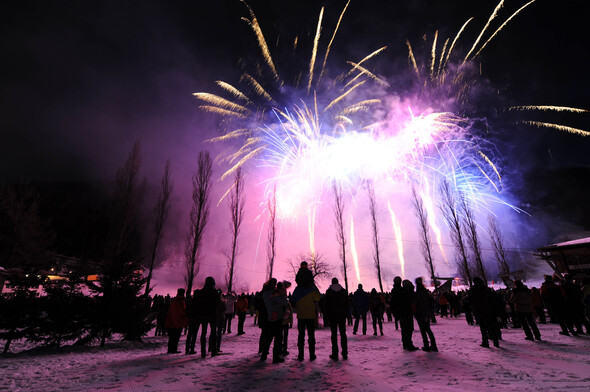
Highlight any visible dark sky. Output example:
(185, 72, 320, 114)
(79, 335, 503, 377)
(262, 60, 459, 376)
(1, 0, 589, 252)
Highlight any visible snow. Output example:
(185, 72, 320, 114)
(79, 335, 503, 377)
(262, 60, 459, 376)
(544, 237, 590, 248)
(2, 316, 590, 392)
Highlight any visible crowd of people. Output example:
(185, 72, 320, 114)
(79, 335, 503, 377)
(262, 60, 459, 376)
(153, 267, 590, 362)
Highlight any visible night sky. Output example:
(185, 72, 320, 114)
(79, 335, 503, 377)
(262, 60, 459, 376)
(1, 0, 589, 291)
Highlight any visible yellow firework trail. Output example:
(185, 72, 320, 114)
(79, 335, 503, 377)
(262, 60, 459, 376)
(388, 200, 406, 278)
(406, 41, 420, 79)
(193, 93, 251, 115)
(430, 30, 438, 79)
(350, 215, 361, 283)
(464, 0, 505, 63)
(510, 105, 588, 113)
(474, 161, 501, 194)
(308, 7, 324, 93)
(240, 1, 279, 81)
(240, 73, 276, 104)
(344, 62, 389, 87)
(344, 46, 388, 79)
(437, 38, 449, 77)
(478, 151, 502, 187)
(443, 17, 474, 70)
(522, 121, 590, 137)
(323, 80, 367, 113)
(341, 99, 381, 116)
(318, 0, 351, 85)
(208, 129, 253, 143)
(197, 105, 247, 118)
(473, 0, 537, 59)
(215, 81, 252, 104)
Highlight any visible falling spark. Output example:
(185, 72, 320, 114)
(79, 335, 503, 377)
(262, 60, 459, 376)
(350, 215, 361, 283)
(308, 7, 324, 93)
(472, 0, 538, 59)
(388, 200, 406, 278)
(478, 151, 502, 187)
(521, 121, 590, 137)
(464, 0, 505, 63)
(510, 105, 588, 113)
(406, 41, 420, 79)
(430, 30, 438, 79)
(240, 1, 279, 81)
(318, 0, 351, 85)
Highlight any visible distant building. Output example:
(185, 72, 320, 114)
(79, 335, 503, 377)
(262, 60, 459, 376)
(537, 237, 590, 278)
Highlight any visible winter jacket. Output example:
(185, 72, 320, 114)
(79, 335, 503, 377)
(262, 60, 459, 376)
(236, 296, 249, 313)
(225, 292, 237, 314)
(468, 283, 497, 321)
(263, 289, 288, 322)
(352, 288, 370, 313)
(541, 280, 565, 308)
(165, 295, 188, 329)
(510, 286, 533, 313)
(295, 290, 321, 319)
(325, 283, 349, 320)
(369, 291, 385, 315)
(195, 286, 221, 319)
(391, 285, 413, 317)
(413, 285, 434, 319)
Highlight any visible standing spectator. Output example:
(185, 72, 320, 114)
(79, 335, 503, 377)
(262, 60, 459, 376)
(292, 278, 321, 361)
(325, 277, 349, 361)
(352, 284, 369, 335)
(438, 292, 449, 318)
(260, 278, 288, 363)
(224, 291, 237, 334)
(164, 288, 188, 354)
(541, 274, 573, 335)
(185, 290, 200, 354)
(509, 280, 541, 341)
(461, 292, 475, 325)
(280, 281, 293, 356)
(214, 292, 226, 353)
(369, 288, 384, 336)
(196, 277, 221, 358)
(530, 287, 546, 324)
(235, 293, 248, 335)
(389, 276, 402, 330)
(413, 278, 438, 352)
(469, 277, 500, 348)
(391, 277, 418, 351)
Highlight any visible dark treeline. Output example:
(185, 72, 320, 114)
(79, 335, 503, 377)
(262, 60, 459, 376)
(0, 143, 168, 353)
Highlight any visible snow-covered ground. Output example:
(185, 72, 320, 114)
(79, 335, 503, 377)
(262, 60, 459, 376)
(1, 315, 589, 392)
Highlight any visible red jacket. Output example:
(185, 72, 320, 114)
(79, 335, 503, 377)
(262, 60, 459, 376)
(165, 296, 188, 329)
(236, 297, 249, 313)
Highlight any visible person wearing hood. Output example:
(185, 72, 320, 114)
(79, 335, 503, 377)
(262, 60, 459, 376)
(325, 278, 349, 361)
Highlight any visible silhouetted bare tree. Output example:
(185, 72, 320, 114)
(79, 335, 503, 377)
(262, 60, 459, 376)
(288, 251, 333, 284)
(226, 167, 245, 292)
(488, 215, 509, 276)
(144, 159, 173, 298)
(332, 181, 349, 292)
(459, 195, 488, 284)
(185, 151, 213, 296)
(367, 182, 384, 293)
(411, 186, 436, 284)
(438, 180, 472, 286)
